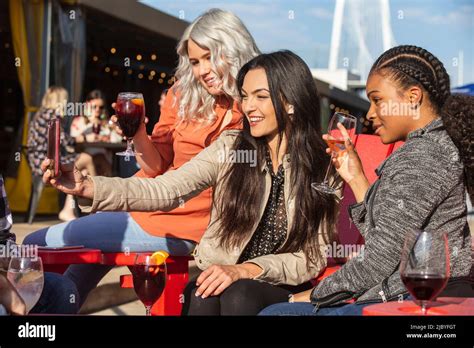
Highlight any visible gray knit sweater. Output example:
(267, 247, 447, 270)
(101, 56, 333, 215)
(311, 118, 472, 306)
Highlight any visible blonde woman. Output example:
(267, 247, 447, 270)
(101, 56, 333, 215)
(26, 86, 96, 221)
(24, 9, 260, 309)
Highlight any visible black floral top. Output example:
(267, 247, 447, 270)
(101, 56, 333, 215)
(238, 150, 288, 262)
(27, 108, 77, 176)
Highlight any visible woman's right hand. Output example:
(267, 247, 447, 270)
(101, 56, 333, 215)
(323, 122, 365, 184)
(324, 123, 370, 203)
(110, 102, 149, 140)
(41, 159, 94, 199)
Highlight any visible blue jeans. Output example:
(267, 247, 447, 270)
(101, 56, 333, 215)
(259, 302, 373, 316)
(30, 272, 80, 314)
(23, 212, 196, 308)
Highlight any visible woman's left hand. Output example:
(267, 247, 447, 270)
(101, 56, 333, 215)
(195, 264, 261, 298)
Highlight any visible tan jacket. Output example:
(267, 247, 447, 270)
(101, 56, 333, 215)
(80, 130, 334, 286)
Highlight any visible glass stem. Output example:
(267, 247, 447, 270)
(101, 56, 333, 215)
(322, 152, 335, 184)
(145, 305, 152, 316)
(421, 301, 427, 315)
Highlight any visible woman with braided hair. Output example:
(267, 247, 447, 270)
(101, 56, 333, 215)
(260, 45, 473, 316)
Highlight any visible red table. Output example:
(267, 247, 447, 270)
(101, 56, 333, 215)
(38, 248, 190, 315)
(363, 297, 474, 316)
(38, 248, 102, 273)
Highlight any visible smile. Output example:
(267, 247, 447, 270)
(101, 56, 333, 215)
(248, 116, 265, 126)
(204, 77, 217, 87)
(373, 124, 384, 135)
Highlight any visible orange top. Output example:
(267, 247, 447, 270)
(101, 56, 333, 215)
(130, 88, 243, 242)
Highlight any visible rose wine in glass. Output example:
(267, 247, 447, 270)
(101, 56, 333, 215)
(115, 92, 145, 157)
(311, 112, 357, 194)
(7, 257, 44, 313)
(400, 230, 450, 315)
(132, 254, 166, 316)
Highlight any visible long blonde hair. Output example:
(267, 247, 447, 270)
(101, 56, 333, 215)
(174, 9, 260, 123)
(41, 86, 68, 116)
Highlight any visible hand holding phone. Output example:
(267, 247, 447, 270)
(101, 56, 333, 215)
(47, 117, 61, 178)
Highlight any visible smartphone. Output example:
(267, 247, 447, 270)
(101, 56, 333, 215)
(37, 245, 85, 250)
(47, 117, 61, 178)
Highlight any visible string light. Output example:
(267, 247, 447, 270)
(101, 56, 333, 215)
(138, 73, 144, 79)
(127, 69, 133, 75)
(92, 56, 98, 62)
(110, 47, 116, 54)
(105, 67, 111, 73)
(136, 54, 142, 61)
(113, 71, 118, 76)
(160, 72, 166, 78)
(158, 78, 163, 84)
(150, 70, 156, 76)
(139, 65, 145, 70)
(148, 75, 154, 80)
(151, 54, 157, 60)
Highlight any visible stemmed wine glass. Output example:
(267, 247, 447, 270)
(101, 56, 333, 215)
(400, 230, 450, 315)
(311, 112, 357, 194)
(132, 253, 167, 316)
(7, 256, 44, 314)
(115, 92, 145, 157)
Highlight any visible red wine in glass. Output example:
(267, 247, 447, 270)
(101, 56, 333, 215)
(401, 273, 447, 302)
(115, 92, 145, 157)
(400, 230, 450, 315)
(132, 265, 165, 309)
(132, 254, 167, 316)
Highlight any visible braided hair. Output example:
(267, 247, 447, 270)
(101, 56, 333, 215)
(369, 45, 474, 202)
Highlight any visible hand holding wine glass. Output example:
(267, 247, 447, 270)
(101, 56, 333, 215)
(324, 123, 365, 184)
(312, 112, 358, 194)
(110, 106, 149, 140)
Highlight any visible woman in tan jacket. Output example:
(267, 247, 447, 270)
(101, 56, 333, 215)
(41, 51, 340, 315)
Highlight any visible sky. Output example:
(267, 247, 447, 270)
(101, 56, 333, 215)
(141, 0, 474, 87)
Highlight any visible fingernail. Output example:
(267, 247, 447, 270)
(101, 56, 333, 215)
(201, 294, 207, 299)
(195, 292, 200, 297)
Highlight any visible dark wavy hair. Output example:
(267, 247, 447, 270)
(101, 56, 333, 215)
(369, 45, 474, 202)
(211, 51, 339, 269)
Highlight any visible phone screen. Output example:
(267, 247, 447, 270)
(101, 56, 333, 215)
(47, 118, 61, 177)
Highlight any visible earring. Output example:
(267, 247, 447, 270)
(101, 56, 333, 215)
(410, 98, 419, 110)
(287, 105, 294, 114)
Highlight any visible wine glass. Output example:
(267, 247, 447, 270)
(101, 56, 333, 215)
(7, 257, 44, 314)
(311, 112, 357, 194)
(132, 253, 167, 316)
(115, 92, 145, 157)
(400, 230, 450, 315)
